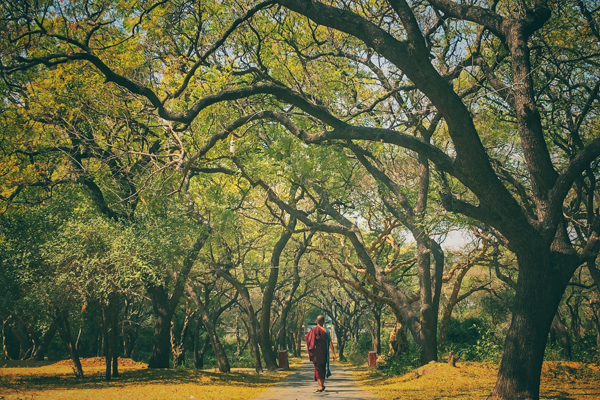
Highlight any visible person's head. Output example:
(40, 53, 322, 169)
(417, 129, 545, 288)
(316, 315, 325, 326)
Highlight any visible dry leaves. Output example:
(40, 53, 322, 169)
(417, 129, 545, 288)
(352, 361, 600, 399)
(0, 358, 290, 400)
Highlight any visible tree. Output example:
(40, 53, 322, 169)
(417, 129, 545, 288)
(185, 279, 235, 372)
(3, 1, 600, 397)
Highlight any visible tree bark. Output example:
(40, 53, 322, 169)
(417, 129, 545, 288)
(148, 285, 172, 369)
(491, 253, 577, 400)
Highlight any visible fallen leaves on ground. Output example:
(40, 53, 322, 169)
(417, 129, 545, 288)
(0, 358, 292, 400)
(351, 361, 600, 400)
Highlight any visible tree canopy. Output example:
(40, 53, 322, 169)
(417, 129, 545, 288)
(1, 1, 600, 399)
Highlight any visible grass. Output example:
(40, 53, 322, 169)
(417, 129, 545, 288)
(349, 360, 600, 400)
(0, 357, 299, 400)
(4, 355, 598, 399)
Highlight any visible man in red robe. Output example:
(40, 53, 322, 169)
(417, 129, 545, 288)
(305, 315, 336, 392)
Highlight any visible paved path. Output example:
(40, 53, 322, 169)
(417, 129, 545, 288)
(251, 360, 381, 400)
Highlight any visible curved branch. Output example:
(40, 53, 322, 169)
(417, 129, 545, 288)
(549, 137, 600, 232)
(168, 0, 276, 100)
(426, 0, 507, 40)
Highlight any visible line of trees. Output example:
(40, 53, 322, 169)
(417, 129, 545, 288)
(1, 1, 600, 399)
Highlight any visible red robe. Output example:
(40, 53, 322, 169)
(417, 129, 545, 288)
(305, 326, 327, 365)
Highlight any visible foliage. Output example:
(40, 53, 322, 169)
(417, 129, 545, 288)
(1, 1, 600, 397)
(441, 318, 503, 362)
(376, 352, 421, 377)
(571, 333, 600, 364)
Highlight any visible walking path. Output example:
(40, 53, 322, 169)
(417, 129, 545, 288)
(251, 360, 381, 400)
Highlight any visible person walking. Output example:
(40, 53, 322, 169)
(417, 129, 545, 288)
(305, 315, 337, 392)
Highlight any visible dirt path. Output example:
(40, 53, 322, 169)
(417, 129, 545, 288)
(250, 359, 380, 400)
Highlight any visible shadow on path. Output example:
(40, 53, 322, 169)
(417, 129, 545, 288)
(251, 360, 380, 400)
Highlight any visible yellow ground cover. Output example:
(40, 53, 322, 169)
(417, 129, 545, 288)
(351, 361, 600, 400)
(0, 358, 294, 400)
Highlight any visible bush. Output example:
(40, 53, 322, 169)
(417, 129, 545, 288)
(458, 327, 503, 362)
(443, 318, 503, 362)
(544, 342, 565, 362)
(344, 332, 374, 365)
(445, 317, 487, 346)
(572, 332, 600, 363)
(377, 349, 420, 376)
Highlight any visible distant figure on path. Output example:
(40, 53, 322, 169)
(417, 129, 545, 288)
(305, 315, 337, 392)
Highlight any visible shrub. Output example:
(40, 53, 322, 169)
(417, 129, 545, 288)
(572, 332, 600, 363)
(443, 318, 503, 362)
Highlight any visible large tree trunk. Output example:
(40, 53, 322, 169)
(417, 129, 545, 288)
(414, 236, 444, 364)
(277, 232, 310, 352)
(276, 309, 291, 354)
(491, 253, 577, 400)
(148, 285, 173, 369)
(348, 131, 444, 365)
